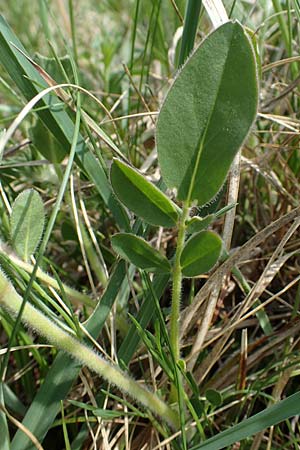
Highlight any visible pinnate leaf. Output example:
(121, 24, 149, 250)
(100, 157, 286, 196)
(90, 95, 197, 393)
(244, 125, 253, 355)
(110, 159, 180, 227)
(180, 231, 222, 277)
(10, 189, 45, 261)
(156, 21, 258, 206)
(111, 233, 171, 273)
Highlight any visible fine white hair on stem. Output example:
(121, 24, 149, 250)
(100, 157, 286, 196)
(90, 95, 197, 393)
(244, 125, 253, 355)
(0, 269, 179, 429)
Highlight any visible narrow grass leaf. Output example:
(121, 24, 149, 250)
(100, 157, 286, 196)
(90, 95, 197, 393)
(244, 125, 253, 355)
(11, 261, 126, 450)
(0, 271, 179, 429)
(112, 233, 171, 273)
(93, 409, 129, 419)
(0, 15, 129, 231)
(111, 159, 180, 227)
(68, 399, 136, 421)
(3, 383, 26, 416)
(0, 383, 10, 450)
(30, 118, 66, 163)
(10, 189, 45, 262)
(181, 231, 222, 277)
(61, 402, 71, 450)
(118, 273, 170, 365)
(156, 21, 258, 206)
(191, 391, 300, 450)
(34, 53, 74, 84)
(179, 0, 202, 65)
(0, 129, 4, 163)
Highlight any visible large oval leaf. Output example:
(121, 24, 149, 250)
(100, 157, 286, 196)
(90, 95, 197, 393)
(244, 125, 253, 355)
(111, 233, 171, 273)
(156, 21, 258, 206)
(180, 231, 222, 277)
(10, 189, 45, 261)
(110, 159, 180, 227)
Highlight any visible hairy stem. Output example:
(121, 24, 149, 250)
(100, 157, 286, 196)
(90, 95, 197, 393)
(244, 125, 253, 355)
(170, 203, 190, 362)
(0, 270, 179, 429)
(0, 244, 94, 307)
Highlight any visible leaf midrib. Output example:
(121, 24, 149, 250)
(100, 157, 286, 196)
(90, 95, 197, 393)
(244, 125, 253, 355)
(187, 24, 236, 204)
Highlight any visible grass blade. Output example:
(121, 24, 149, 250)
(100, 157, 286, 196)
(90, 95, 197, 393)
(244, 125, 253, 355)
(11, 261, 126, 450)
(0, 383, 10, 450)
(118, 273, 170, 365)
(0, 15, 129, 231)
(191, 392, 300, 450)
(179, 0, 202, 65)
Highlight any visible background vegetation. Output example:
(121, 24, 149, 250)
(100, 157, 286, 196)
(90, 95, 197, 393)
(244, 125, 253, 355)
(0, 0, 300, 449)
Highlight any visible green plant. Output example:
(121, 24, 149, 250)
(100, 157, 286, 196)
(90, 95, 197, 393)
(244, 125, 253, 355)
(1, 4, 300, 449)
(0, 16, 251, 442)
(110, 20, 258, 386)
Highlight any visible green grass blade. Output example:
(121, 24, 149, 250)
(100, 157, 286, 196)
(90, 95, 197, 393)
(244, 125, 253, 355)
(11, 261, 126, 450)
(179, 0, 202, 65)
(0, 15, 129, 231)
(118, 273, 169, 365)
(191, 391, 300, 450)
(3, 383, 26, 417)
(0, 383, 10, 450)
(38, 0, 51, 42)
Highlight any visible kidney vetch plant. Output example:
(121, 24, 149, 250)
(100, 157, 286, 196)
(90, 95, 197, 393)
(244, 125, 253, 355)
(7, 16, 300, 450)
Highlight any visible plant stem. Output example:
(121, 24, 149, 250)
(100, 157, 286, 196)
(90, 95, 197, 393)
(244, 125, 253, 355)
(0, 88, 83, 381)
(0, 244, 94, 307)
(170, 202, 190, 363)
(0, 270, 179, 429)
